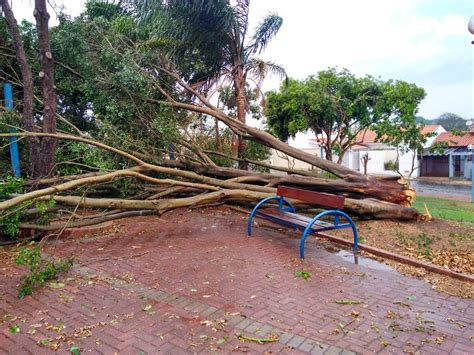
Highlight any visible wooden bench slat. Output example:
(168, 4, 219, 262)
(277, 186, 345, 209)
(257, 208, 337, 232)
(261, 208, 335, 227)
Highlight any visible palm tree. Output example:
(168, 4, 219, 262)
(131, 0, 286, 164)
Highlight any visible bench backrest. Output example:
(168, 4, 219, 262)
(277, 186, 345, 209)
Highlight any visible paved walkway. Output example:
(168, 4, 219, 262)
(1, 208, 473, 354)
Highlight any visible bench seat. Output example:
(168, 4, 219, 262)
(256, 208, 351, 232)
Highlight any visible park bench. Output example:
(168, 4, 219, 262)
(247, 186, 359, 258)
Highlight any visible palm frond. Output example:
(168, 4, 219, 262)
(247, 13, 282, 54)
(245, 59, 287, 83)
(233, 0, 250, 40)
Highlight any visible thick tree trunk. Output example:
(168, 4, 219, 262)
(0, 0, 40, 174)
(28, 190, 418, 221)
(160, 159, 415, 205)
(34, 0, 57, 177)
(233, 68, 248, 169)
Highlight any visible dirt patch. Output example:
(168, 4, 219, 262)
(330, 218, 474, 298)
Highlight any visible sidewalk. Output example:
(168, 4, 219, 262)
(1, 208, 472, 354)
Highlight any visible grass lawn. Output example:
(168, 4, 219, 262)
(413, 196, 474, 223)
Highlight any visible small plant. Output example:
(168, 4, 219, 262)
(384, 160, 399, 172)
(0, 176, 25, 237)
(34, 199, 57, 225)
(294, 271, 311, 280)
(15, 242, 73, 299)
(414, 233, 436, 259)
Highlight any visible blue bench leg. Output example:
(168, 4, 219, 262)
(299, 210, 359, 259)
(247, 196, 295, 237)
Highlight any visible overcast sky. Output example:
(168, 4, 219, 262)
(12, 0, 473, 120)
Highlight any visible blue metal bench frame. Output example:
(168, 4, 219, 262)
(247, 193, 359, 259)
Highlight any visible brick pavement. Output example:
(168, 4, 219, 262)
(0, 207, 473, 354)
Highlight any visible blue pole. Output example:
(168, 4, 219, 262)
(3, 82, 21, 177)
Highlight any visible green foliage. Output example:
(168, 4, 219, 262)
(413, 233, 438, 258)
(0, 176, 25, 237)
(0, 177, 56, 236)
(9, 325, 20, 334)
(266, 68, 426, 163)
(418, 113, 468, 131)
(0, 175, 24, 199)
(294, 270, 311, 280)
(384, 160, 399, 172)
(15, 242, 73, 299)
(34, 199, 57, 225)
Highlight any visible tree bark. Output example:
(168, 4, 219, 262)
(233, 67, 248, 169)
(30, 190, 419, 220)
(0, 0, 40, 174)
(34, 0, 57, 177)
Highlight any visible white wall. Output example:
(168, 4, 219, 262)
(398, 150, 420, 177)
(269, 147, 322, 172)
(424, 126, 446, 148)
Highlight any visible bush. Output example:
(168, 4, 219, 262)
(384, 160, 399, 171)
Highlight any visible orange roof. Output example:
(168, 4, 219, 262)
(420, 125, 442, 135)
(309, 125, 445, 148)
(354, 125, 442, 145)
(434, 131, 474, 147)
(354, 129, 378, 144)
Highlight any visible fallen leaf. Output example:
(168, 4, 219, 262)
(9, 325, 20, 334)
(49, 282, 65, 289)
(70, 345, 80, 355)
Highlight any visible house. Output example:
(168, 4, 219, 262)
(268, 125, 446, 178)
(420, 126, 474, 179)
(341, 125, 445, 177)
(269, 132, 323, 173)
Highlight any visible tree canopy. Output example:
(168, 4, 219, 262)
(266, 68, 426, 163)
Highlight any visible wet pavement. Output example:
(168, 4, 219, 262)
(0, 207, 473, 354)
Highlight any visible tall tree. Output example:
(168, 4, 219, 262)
(266, 68, 426, 164)
(435, 112, 467, 131)
(34, 0, 57, 177)
(157, 0, 286, 166)
(0, 0, 39, 174)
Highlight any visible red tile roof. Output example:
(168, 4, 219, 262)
(420, 124, 442, 135)
(309, 125, 446, 149)
(434, 131, 474, 147)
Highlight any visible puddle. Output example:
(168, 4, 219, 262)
(335, 250, 394, 271)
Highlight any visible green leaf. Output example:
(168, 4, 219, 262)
(216, 337, 226, 345)
(9, 325, 20, 334)
(70, 346, 80, 355)
(294, 271, 311, 280)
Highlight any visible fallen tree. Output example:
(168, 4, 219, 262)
(0, 129, 420, 235)
(152, 67, 416, 206)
